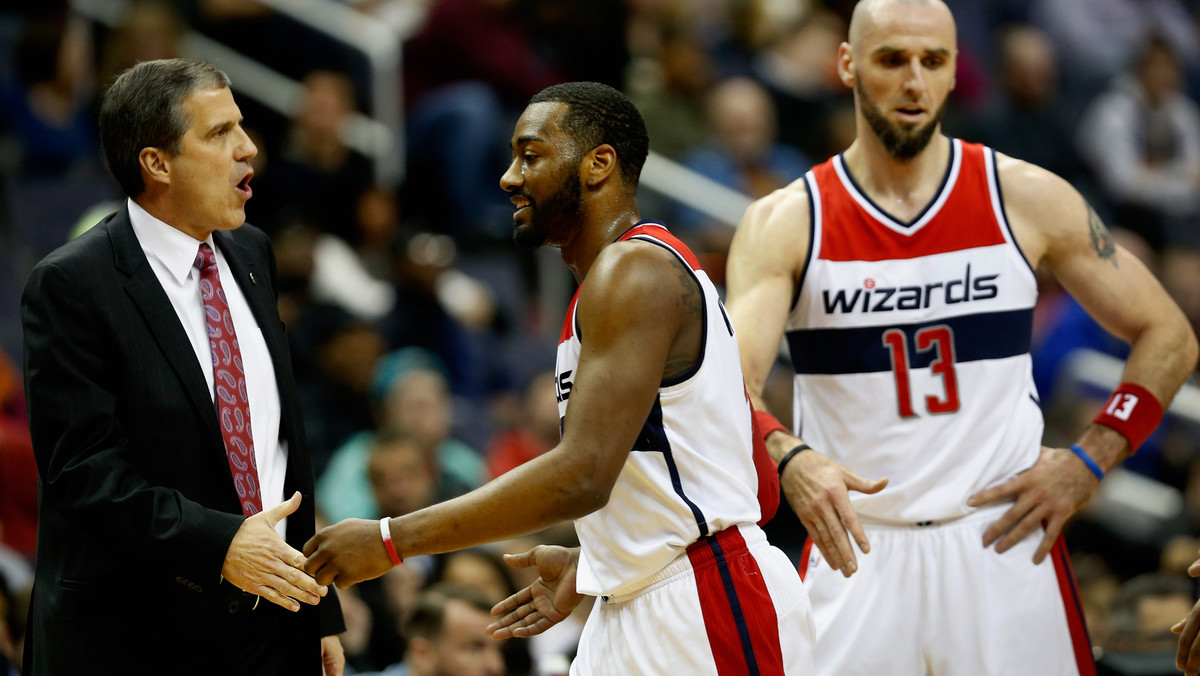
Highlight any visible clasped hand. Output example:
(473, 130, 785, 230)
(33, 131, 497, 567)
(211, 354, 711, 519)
(304, 518, 396, 588)
(221, 491, 328, 611)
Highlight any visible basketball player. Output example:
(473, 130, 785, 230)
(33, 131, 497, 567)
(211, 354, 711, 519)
(725, 1, 1198, 674)
(305, 82, 814, 675)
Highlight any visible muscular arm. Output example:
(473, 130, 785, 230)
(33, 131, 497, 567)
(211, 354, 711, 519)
(970, 155, 1199, 562)
(726, 182, 886, 577)
(726, 186, 808, 421)
(304, 242, 700, 586)
(1001, 154, 1198, 469)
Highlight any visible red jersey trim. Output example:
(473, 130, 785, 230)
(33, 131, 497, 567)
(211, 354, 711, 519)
(620, 221, 702, 271)
(814, 140, 1008, 262)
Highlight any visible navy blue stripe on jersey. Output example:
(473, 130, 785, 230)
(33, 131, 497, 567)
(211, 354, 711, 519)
(634, 397, 709, 537)
(987, 147, 1037, 279)
(838, 140, 957, 228)
(708, 536, 762, 676)
(786, 308, 1033, 375)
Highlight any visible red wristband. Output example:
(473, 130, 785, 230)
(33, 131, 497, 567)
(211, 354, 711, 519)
(379, 517, 403, 566)
(1093, 382, 1164, 452)
(753, 409, 788, 442)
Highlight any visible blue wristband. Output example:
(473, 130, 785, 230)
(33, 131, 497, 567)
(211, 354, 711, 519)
(1069, 444, 1104, 481)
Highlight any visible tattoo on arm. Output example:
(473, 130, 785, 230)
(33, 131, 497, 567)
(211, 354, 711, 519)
(1087, 205, 1118, 268)
(662, 256, 703, 380)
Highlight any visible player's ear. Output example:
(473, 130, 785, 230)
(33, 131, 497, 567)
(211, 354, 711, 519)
(584, 144, 617, 187)
(837, 42, 855, 89)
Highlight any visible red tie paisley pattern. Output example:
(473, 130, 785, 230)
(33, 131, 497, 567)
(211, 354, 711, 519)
(194, 243, 262, 516)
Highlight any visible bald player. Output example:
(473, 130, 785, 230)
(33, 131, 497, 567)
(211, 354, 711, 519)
(725, 1, 1198, 674)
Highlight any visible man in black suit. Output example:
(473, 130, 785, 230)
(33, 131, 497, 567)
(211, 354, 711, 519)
(21, 58, 344, 674)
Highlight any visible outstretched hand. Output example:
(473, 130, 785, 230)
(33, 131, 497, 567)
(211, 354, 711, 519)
(1172, 548, 1200, 674)
(781, 448, 887, 577)
(221, 491, 328, 611)
(487, 545, 582, 640)
(304, 517, 394, 588)
(968, 446, 1099, 564)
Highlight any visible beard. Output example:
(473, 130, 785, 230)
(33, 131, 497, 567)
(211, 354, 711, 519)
(856, 78, 945, 161)
(512, 167, 584, 249)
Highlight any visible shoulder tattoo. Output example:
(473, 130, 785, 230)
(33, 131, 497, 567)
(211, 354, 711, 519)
(1087, 205, 1118, 268)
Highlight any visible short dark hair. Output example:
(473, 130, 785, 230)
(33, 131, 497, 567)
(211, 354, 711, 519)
(529, 82, 650, 189)
(405, 582, 497, 642)
(99, 58, 231, 197)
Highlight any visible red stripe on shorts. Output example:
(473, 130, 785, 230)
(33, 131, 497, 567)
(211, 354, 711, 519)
(798, 537, 814, 582)
(687, 527, 786, 675)
(1050, 535, 1097, 676)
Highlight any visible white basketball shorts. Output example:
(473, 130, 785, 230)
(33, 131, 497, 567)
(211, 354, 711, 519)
(572, 524, 815, 675)
(801, 505, 1094, 676)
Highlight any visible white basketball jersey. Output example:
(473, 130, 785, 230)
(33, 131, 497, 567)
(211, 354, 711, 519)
(556, 221, 763, 597)
(788, 140, 1042, 522)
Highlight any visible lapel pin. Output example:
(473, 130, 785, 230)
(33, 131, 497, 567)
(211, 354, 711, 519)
(249, 272, 256, 285)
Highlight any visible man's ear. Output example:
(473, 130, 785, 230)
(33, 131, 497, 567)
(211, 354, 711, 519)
(139, 147, 171, 189)
(837, 42, 855, 89)
(583, 144, 618, 187)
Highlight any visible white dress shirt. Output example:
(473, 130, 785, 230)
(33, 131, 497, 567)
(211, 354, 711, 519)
(127, 198, 289, 536)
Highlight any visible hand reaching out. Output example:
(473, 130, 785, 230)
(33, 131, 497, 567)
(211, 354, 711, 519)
(304, 517, 394, 588)
(221, 491, 328, 611)
(1172, 549, 1200, 674)
(488, 545, 582, 639)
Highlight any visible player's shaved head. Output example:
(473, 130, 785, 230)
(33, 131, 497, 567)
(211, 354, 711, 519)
(848, 0, 955, 53)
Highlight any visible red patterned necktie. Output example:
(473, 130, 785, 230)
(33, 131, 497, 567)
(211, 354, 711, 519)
(194, 243, 262, 516)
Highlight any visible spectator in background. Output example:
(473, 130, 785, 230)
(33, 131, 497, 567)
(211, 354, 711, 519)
(97, 0, 184, 86)
(1102, 574, 1193, 663)
(402, 0, 561, 239)
(751, 8, 849, 163)
(318, 348, 484, 524)
(0, 11, 96, 176)
(0, 350, 35, 562)
(628, 31, 715, 161)
(485, 370, 559, 479)
(1077, 35, 1200, 252)
(368, 431, 472, 521)
(381, 232, 506, 406)
(357, 583, 506, 676)
(954, 24, 1084, 188)
(1030, 0, 1200, 107)
(676, 77, 810, 254)
(296, 306, 388, 473)
(256, 70, 373, 240)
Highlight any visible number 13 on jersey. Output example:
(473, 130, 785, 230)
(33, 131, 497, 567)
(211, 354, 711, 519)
(882, 325, 961, 417)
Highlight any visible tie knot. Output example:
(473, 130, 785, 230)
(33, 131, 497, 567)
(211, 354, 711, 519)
(194, 242, 217, 272)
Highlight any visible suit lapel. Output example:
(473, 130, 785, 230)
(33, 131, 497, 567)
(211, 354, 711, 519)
(109, 208, 222, 445)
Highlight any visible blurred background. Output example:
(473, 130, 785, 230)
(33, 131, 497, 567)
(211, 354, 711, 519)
(2, 0, 1200, 673)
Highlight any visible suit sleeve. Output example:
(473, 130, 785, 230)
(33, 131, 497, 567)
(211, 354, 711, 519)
(22, 259, 243, 581)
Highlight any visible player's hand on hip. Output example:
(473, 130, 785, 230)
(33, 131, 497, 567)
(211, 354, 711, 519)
(221, 491, 328, 611)
(781, 448, 887, 578)
(488, 545, 583, 639)
(303, 517, 394, 588)
(968, 446, 1099, 564)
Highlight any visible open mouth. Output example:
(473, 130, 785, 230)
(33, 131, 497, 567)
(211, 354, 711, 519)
(236, 171, 254, 198)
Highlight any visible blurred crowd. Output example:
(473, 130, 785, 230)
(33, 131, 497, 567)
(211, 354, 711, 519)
(3, 0, 1200, 673)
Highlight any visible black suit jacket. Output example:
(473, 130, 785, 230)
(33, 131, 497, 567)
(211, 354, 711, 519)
(21, 206, 343, 675)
